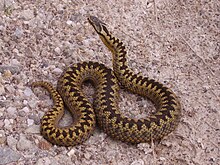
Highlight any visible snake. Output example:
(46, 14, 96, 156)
(31, 16, 181, 146)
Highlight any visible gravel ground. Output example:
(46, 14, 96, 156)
(0, 0, 219, 165)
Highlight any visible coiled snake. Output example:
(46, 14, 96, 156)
(32, 16, 181, 146)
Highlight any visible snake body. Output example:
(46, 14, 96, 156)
(32, 16, 181, 146)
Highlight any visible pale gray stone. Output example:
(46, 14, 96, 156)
(52, 68, 63, 74)
(14, 27, 24, 38)
(25, 125, 40, 134)
(28, 100, 38, 109)
(0, 147, 22, 165)
(6, 106, 17, 118)
(27, 118, 34, 126)
(4, 119, 13, 130)
(0, 65, 20, 74)
(20, 9, 34, 20)
(6, 135, 18, 150)
(17, 134, 34, 151)
(23, 87, 33, 97)
(131, 159, 145, 165)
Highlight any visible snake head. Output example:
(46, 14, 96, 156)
(88, 15, 107, 34)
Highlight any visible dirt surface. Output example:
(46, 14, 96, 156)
(0, 0, 219, 165)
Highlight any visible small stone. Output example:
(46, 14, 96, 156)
(84, 152, 91, 160)
(23, 87, 33, 97)
(23, 100, 28, 105)
(0, 120, 4, 128)
(0, 147, 21, 165)
(0, 25, 4, 31)
(25, 124, 40, 134)
(38, 140, 52, 150)
(0, 2, 4, 12)
(0, 65, 20, 74)
(44, 29, 54, 36)
(14, 27, 24, 38)
(11, 59, 21, 66)
(18, 110, 26, 117)
(66, 20, 73, 25)
(0, 84, 5, 95)
(5, 84, 15, 93)
(67, 148, 76, 157)
(17, 134, 34, 151)
(28, 100, 37, 109)
(27, 119, 34, 126)
(22, 106, 29, 113)
(3, 70, 12, 78)
(52, 68, 63, 74)
(54, 47, 61, 54)
(20, 9, 34, 20)
(0, 130, 6, 144)
(6, 107, 17, 117)
(159, 157, 166, 161)
(6, 135, 18, 150)
(131, 159, 145, 165)
(137, 143, 153, 155)
(4, 119, 13, 129)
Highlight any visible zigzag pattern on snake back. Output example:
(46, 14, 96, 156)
(31, 15, 181, 146)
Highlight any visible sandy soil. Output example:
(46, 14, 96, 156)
(0, 0, 219, 165)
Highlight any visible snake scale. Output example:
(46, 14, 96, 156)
(32, 16, 181, 146)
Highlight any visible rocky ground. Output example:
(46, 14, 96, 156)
(0, 0, 219, 165)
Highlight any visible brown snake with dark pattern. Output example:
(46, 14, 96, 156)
(32, 16, 181, 146)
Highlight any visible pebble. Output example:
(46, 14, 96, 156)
(131, 159, 145, 165)
(0, 84, 5, 95)
(38, 140, 52, 150)
(19, 107, 29, 116)
(67, 148, 76, 157)
(18, 110, 26, 117)
(23, 87, 33, 97)
(66, 20, 73, 25)
(3, 70, 12, 78)
(0, 147, 22, 165)
(25, 124, 40, 134)
(27, 119, 34, 126)
(137, 143, 153, 155)
(54, 47, 61, 54)
(5, 84, 15, 93)
(0, 1, 4, 11)
(0, 120, 4, 128)
(44, 29, 54, 36)
(6, 107, 17, 118)
(20, 9, 34, 20)
(4, 119, 13, 130)
(52, 68, 63, 74)
(6, 135, 18, 150)
(23, 100, 28, 105)
(0, 130, 6, 144)
(0, 66, 20, 74)
(0, 25, 4, 31)
(28, 100, 38, 109)
(11, 59, 21, 66)
(14, 27, 24, 38)
(17, 134, 34, 151)
(84, 152, 91, 160)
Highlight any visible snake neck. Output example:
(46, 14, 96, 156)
(98, 28, 131, 86)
